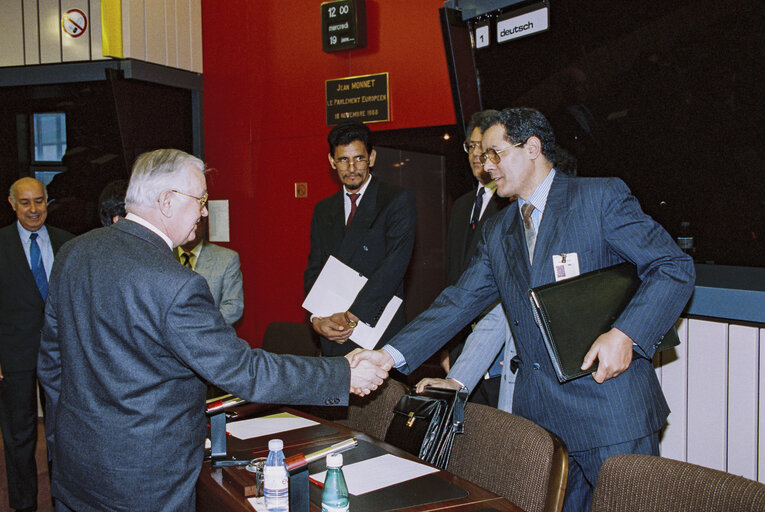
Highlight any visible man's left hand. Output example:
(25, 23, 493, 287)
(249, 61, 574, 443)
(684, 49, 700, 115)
(581, 327, 633, 383)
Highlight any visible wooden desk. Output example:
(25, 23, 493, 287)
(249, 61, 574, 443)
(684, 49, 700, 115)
(196, 407, 523, 512)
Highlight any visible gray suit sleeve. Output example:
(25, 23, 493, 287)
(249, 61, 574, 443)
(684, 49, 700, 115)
(165, 274, 350, 406)
(447, 302, 507, 392)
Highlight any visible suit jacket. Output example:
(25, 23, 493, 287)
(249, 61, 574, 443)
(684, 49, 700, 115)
(389, 173, 695, 452)
(445, 188, 507, 286)
(304, 177, 417, 356)
(38, 219, 350, 512)
(177, 241, 244, 325)
(0, 223, 73, 372)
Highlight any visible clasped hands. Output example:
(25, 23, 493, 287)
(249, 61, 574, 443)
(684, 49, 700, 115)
(344, 348, 394, 397)
(312, 311, 360, 344)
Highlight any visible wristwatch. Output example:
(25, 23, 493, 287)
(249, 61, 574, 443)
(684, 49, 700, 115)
(344, 311, 358, 328)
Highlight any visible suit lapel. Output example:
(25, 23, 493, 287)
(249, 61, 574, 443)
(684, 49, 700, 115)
(337, 178, 378, 262)
(530, 173, 571, 285)
(3, 227, 38, 292)
(500, 206, 531, 291)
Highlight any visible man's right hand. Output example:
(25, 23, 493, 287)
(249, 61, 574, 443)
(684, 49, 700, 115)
(312, 313, 354, 343)
(0, 362, 3, 381)
(415, 377, 462, 394)
(345, 350, 389, 396)
(348, 349, 394, 372)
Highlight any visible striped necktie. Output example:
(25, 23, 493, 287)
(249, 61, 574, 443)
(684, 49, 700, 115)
(521, 203, 537, 264)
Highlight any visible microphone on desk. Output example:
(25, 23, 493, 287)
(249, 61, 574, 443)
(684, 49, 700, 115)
(284, 437, 358, 472)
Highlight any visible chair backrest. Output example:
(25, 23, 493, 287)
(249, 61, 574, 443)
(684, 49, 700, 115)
(261, 321, 319, 357)
(335, 379, 409, 441)
(447, 403, 568, 512)
(590, 454, 765, 512)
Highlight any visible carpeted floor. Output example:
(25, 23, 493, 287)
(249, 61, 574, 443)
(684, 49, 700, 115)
(0, 419, 53, 512)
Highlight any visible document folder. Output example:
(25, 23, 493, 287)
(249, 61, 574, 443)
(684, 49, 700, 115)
(529, 262, 680, 383)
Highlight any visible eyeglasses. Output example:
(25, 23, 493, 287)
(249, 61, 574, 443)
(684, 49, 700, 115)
(171, 190, 208, 210)
(334, 156, 369, 170)
(479, 141, 524, 165)
(463, 141, 481, 153)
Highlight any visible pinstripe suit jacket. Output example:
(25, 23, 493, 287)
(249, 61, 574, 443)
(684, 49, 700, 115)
(389, 172, 695, 451)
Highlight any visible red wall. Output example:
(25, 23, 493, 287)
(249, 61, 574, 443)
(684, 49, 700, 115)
(201, 0, 455, 346)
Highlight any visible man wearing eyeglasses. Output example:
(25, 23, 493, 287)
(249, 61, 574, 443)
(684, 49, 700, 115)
(38, 149, 388, 511)
(305, 121, 416, 357)
(353, 108, 695, 511)
(419, 109, 515, 410)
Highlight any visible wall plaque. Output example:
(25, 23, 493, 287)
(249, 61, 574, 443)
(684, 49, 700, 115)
(325, 72, 389, 125)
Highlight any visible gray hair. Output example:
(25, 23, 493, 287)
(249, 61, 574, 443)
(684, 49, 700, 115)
(465, 109, 500, 139)
(125, 149, 205, 210)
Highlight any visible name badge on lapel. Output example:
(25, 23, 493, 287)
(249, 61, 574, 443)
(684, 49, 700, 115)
(552, 253, 580, 282)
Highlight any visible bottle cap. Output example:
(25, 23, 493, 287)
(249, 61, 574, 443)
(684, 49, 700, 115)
(326, 452, 343, 468)
(268, 439, 284, 451)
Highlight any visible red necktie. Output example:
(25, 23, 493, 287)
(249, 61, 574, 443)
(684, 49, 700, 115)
(346, 193, 360, 227)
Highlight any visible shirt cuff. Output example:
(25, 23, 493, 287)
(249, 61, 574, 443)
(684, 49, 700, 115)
(381, 345, 406, 369)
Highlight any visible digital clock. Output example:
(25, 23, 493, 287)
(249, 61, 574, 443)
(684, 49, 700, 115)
(321, 0, 367, 53)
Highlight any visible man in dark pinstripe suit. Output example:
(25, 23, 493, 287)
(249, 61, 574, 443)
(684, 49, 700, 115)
(354, 108, 695, 511)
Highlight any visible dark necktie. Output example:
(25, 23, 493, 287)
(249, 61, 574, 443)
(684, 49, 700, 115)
(470, 187, 485, 231)
(346, 193, 360, 227)
(29, 233, 48, 300)
(181, 252, 193, 269)
(521, 203, 537, 264)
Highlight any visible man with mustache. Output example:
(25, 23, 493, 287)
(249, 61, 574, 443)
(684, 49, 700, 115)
(305, 121, 417, 357)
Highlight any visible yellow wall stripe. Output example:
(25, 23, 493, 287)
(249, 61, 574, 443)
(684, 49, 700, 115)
(101, 0, 123, 58)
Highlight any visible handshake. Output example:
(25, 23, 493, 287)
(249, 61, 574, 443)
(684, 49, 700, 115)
(344, 348, 394, 397)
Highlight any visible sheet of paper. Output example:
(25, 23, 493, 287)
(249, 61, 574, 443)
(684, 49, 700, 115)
(302, 256, 401, 349)
(310, 453, 439, 496)
(226, 413, 319, 440)
(247, 496, 266, 511)
(208, 199, 230, 242)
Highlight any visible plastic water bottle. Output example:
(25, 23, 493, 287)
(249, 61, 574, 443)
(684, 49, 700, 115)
(263, 439, 289, 511)
(321, 453, 349, 512)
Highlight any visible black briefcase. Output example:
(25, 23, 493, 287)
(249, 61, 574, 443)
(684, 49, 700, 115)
(384, 387, 467, 469)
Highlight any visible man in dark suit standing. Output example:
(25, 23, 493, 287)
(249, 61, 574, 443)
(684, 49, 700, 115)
(434, 109, 514, 408)
(304, 122, 416, 357)
(37, 149, 387, 512)
(0, 177, 73, 512)
(353, 108, 695, 511)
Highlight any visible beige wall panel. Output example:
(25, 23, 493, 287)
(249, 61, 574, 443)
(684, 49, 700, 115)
(189, 0, 202, 72)
(23, 0, 40, 65)
(61, 1, 91, 62)
(165, 0, 177, 68)
(144, 0, 166, 65)
(658, 318, 688, 462)
(687, 319, 728, 471)
(176, 0, 191, 70)
(727, 325, 759, 480)
(89, 0, 106, 60)
(0, 1, 25, 67)
(38, 0, 62, 64)
(122, 0, 145, 61)
(760, 328, 765, 484)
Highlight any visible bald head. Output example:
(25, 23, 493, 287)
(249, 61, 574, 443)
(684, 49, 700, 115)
(9, 177, 48, 232)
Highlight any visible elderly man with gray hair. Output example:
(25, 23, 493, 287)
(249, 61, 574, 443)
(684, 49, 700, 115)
(38, 149, 388, 512)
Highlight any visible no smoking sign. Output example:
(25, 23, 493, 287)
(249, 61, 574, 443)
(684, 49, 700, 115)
(62, 9, 87, 38)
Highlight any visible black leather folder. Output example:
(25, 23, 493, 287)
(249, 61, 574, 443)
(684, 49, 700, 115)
(529, 262, 680, 383)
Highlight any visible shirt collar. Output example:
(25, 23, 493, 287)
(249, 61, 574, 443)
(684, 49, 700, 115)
(125, 213, 174, 249)
(518, 169, 556, 215)
(16, 221, 49, 243)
